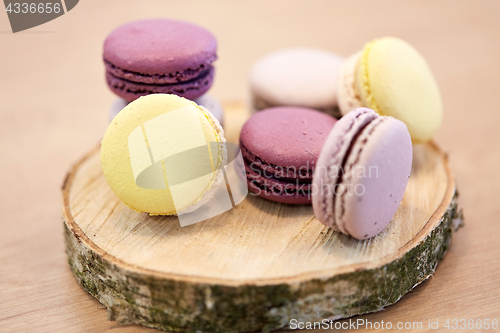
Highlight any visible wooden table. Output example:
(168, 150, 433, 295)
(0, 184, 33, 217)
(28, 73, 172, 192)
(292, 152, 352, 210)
(1, 1, 499, 332)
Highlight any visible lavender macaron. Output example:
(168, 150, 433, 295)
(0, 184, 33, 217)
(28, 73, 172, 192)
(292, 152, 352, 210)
(104, 19, 217, 102)
(312, 108, 412, 239)
(240, 107, 337, 204)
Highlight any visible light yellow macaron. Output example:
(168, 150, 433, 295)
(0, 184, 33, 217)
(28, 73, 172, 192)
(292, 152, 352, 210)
(100, 94, 225, 215)
(338, 37, 443, 143)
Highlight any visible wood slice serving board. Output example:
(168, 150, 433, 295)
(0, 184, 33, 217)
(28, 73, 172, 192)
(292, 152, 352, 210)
(62, 102, 463, 333)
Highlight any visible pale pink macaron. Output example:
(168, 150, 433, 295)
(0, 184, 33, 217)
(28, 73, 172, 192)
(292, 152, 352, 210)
(250, 48, 344, 117)
(312, 108, 412, 240)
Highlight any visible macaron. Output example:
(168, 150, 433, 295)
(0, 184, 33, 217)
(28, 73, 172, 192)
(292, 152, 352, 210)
(250, 48, 344, 117)
(108, 97, 128, 122)
(239, 107, 337, 204)
(108, 94, 224, 126)
(101, 94, 225, 215)
(104, 19, 217, 102)
(192, 94, 224, 127)
(312, 107, 412, 240)
(337, 37, 442, 142)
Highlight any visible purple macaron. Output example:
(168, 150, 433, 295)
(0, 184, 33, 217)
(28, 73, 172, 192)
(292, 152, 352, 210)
(239, 107, 337, 204)
(103, 19, 217, 102)
(312, 108, 412, 240)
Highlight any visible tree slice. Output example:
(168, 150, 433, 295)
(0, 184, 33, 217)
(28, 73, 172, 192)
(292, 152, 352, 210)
(62, 102, 463, 333)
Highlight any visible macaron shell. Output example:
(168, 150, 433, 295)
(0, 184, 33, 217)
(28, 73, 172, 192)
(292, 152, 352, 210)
(337, 116, 412, 239)
(250, 48, 344, 110)
(355, 37, 443, 142)
(337, 52, 364, 116)
(175, 105, 226, 216)
(103, 19, 217, 76)
(312, 108, 378, 233)
(101, 94, 224, 215)
(240, 106, 336, 205)
(240, 107, 336, 170)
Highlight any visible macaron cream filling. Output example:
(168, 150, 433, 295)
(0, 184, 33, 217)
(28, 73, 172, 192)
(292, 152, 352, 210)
(337, 52, 363, 115)
(104, 59, 216, 85)
(106, 67, 214, 99)
(355, 40, 382, 115)
(316, 109, 377, 234)
(241, 142, 313, 197)
(335, 116, 387, 235)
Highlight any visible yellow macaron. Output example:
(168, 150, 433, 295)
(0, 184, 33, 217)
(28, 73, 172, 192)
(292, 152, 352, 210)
(100, 94, 225, 215)
(338, 37, 443, 143)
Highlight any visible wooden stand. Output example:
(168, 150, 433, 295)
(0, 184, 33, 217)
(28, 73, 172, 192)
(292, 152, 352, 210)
(62, 102, 463, 333)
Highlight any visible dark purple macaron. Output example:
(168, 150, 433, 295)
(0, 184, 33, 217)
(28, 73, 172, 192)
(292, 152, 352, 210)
(103, 19, 217, 102)
(239, 107, 337, 204)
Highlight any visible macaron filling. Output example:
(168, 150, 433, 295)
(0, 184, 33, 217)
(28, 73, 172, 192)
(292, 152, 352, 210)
(104, 59, 216, 85)
(334, 116, 386, 235)
(240, 143, 314, 179)
(316, 109, 377, 233)
(106, 66, 214, 102)
(337, 52, 364, 115)
(241, 142, 313, 200)
(244, 163, 312, 197)
(355, 40, 381, 114)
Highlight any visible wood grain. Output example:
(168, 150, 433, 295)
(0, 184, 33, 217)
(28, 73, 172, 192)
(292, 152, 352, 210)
(62, 102, 461, 332)
(67, 104, 450, 281)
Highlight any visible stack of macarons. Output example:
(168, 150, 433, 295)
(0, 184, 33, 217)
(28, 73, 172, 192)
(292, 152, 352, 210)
(242, 36, 443, 239)
(103, 19, 224, 126)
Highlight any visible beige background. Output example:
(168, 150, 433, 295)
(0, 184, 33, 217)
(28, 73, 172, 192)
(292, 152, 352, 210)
(1, 1, 499, 332)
